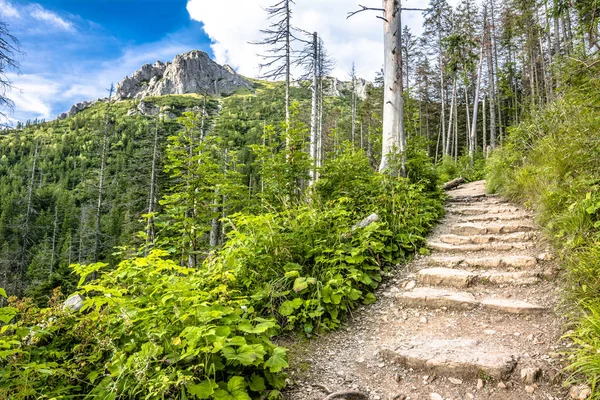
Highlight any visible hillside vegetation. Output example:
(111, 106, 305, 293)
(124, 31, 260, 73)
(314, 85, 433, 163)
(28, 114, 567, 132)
(0, 76, 446, 398)
(487, 59, 600, 395)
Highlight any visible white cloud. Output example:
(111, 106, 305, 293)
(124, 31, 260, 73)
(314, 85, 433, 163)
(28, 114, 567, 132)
(28, 3, 74, 32)
(0, 0, 20, 18)
(187, 0, 461, 81)
(0, 39, 199, 125)
(3, 73, 60, 121)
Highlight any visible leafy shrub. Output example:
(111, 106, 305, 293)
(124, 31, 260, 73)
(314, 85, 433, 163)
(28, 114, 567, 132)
(437, 152, 486, 184)
(209, 169, 443, 333)
(0, 251, 287, 399)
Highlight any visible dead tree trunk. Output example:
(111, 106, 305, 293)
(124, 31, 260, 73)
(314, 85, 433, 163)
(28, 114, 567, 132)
(470, 30, 486, 163)
(145, 117, 160, 254)
(309, 32, 319, 185)
(93, 87, 113, 264)
(445, 77, 457, 156)
(379, 0, 406, 175)
(19, 140, 39, 296)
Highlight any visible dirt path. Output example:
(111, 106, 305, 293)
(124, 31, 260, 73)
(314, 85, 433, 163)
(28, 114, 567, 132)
(283, 180, 568, 400)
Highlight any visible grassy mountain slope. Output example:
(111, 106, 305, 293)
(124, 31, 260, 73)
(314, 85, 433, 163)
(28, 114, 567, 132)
(486, 59, 600, 395)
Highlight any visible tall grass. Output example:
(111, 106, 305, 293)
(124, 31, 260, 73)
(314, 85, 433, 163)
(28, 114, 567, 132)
(486, 59, 600, 396)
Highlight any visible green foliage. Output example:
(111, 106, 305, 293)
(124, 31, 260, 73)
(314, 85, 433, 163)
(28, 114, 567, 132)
(436, 152, 486, 184)
(206, 145, 443, 333)
(0, 73, 447, 399)
(0, 251, 287, 399)
(485, 59, 600, 395)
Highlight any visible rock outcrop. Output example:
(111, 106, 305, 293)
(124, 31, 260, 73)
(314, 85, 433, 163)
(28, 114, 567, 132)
(323, 76, 372, 100)
(114, 50, 253, 100)
(58, 99, 103, 120)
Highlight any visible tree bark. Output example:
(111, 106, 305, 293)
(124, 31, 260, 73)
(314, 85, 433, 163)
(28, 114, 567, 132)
(379, 0, 406, 175)
(19, 140, 38, 296)
(285, 0, 291, 143)
(470, 36, 485, 163)
(145, 117, 160, 254)
(445, 77, 457, 156)
(309, 32, 318, 185)
(485, 15, 497, 149)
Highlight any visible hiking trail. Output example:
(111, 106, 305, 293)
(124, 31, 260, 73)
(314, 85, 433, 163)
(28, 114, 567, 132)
(284, 180, 568, 400)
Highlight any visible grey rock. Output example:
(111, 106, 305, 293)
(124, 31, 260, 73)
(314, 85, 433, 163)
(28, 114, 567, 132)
(322, 76, 372, 100)
(352, 213, 379, 230)
(115, 50, 253, 100)
(570, 384, 592, 399)
(520, 367, 542, 384)
(58, 99, 102, 120)
(63, 294, 85, 312)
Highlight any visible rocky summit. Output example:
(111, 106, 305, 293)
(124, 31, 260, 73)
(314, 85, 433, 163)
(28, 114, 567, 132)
(114, 50, 253, 100)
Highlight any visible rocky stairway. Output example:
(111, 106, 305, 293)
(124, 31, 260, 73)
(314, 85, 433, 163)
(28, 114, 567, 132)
(381, 180, 562, 398)
(285, 180, 565, 400)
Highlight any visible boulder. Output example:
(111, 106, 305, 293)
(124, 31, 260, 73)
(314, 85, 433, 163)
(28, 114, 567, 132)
(63, 294, 85, 312)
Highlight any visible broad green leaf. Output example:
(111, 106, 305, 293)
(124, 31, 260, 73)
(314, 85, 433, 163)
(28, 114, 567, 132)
(213, 376, 251, 400)
(292, 277, 308, 293)
(249, 375, 266, 392)
(278, 298, 303, 316)
(221, 344, 266, 365)
(187, 380, 218, 399)
(284, 270, 300, 279)
(0, 288, 6, 298)
(237, 320, 276, 334)
(264, 347, 288, 372)
(0, 307, 18, 324)
(363, 292, 377, 305)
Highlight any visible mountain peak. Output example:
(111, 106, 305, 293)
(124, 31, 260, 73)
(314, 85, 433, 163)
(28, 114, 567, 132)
(114, 50, 253, 100)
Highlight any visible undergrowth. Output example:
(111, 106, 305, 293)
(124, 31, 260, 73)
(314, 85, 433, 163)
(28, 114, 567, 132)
(0, 144, 444, 399)
(486, 58, 600, 396)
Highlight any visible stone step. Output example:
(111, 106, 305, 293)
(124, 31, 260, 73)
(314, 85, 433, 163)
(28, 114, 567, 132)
(447, 193, 488, 202)
(451, 223, 536, 236)
(427, 241, 535, 253)
(429, 255, 538, 269)
(417, 267, 541, 288)
(448, 196, 506, 204)
(460, 213, 533, 223)
(447, 206, 523, 216)
(439, 232, 536, 245)
(395, 287, 547, 314)
(379, 338, 517, 380)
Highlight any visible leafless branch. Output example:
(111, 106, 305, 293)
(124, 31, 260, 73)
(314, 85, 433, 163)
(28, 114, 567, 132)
(347, 4, 384, 19)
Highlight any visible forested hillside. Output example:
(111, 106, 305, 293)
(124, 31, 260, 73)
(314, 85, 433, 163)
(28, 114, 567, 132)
(0, 0, 598, 398)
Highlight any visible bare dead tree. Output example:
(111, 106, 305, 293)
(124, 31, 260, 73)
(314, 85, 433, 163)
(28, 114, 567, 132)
(92, 85, 114, 264)
(252, 0, 307, 144)
(470, 7, 487, 163)
(348, 1, 425, 175)
(0, 22, 21, 124)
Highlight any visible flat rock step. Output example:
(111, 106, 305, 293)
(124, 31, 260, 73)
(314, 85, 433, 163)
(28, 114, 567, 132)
(447, 196, 506, 204)
(427, 241, 535, 253)
(460, 213, 533, 222)
(447, 206, 523, 216)
(439, 232, 536, 245)
(417, 267, 541, 288)
(395, 287, 547, 314)
(429, 255, 538, 269)
(379, 338, 517, 380)
(451, 223, 536, 235)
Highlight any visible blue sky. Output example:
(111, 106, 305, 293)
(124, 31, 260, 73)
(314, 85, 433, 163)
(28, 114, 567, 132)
(1, 0, 214, 123)
(1, 0, 455, 124)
